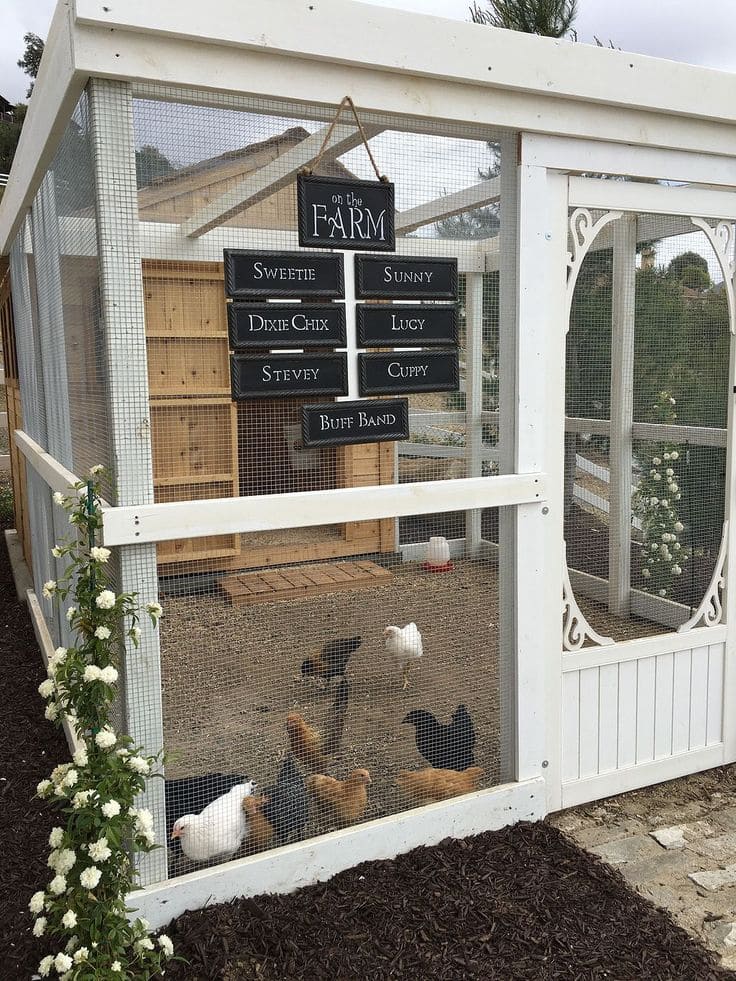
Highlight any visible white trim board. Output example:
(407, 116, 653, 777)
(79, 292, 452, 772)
(26, 589, 82, 760)
(562, 623, 728, 672)
(101, 472, 547, 547)
(569, 176, 736, 220)
(561, 744, 725, 809)
(128, 776, 545, 930)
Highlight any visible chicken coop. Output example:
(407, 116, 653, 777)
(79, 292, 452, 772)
(3, 0, 736, 925)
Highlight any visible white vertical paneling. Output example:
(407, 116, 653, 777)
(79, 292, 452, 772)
(707, 642, 725, 745)
(654, 652, 675, 758)
(617, 659, 638, 767)
(672, 649, 692, 754)
(598, 663, 619, 772)
(636, 656, 657, 763)
(579, 667, 600, 777)
(562, 671, 580, 782)
(689, 646, 709, 750)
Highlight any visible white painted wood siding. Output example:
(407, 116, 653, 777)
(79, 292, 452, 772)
(561, 631, 726, 806)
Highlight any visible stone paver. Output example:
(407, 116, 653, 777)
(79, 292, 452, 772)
(651, 826, 687, 849)
(588, 834, 661, 865)
(689, 866, 736, 892)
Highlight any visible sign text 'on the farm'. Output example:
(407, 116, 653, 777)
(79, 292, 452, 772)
(231, 353, 348, 400)
(297, 175, 395, 251)
(302, 398, 409, 447)
(224, 249, 344, 299)
(228, 303, 346, 349)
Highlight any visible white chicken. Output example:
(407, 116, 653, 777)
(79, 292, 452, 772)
(383, 622, 423, 689)
(171, 780, 256, 863)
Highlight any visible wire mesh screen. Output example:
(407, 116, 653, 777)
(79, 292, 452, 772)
(156, 507, 503, 876)
(131, 90, 508, 571)
(566, 208, 731, 639)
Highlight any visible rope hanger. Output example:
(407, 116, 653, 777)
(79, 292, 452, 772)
(301, 96, 389, 183)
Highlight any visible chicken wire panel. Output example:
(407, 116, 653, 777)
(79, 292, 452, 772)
(566, 210, 730, 639)
(131, 90, 509, 569)
(25, 91, 111, 481)
(148, 507, 507, 877)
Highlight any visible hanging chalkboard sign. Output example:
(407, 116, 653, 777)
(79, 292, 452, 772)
(224, 249, 344, 299)
(231, 353, 348, 399)
(359, 351, 459, 395)
(228, 303, 346, 349)
(357, 304, 458, 348)
(355, 255, 458, 300)
(302, 398, 409, 447)
(298, 174, 395, 251)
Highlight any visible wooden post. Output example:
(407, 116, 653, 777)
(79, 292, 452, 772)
(465, 271, 484, 555)
(88, 78, 167, 885)
(513, 155, 567, 808)
(608, 215, 636, 616)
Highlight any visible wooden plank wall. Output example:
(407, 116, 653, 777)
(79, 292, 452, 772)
(142, 260, 397, 573)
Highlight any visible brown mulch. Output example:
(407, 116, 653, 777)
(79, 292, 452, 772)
(165, 822, 733, 981)
(0, 515, 69, 977)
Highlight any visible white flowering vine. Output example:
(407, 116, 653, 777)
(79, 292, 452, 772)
(32, 469, 174, 978)
(633, 393, 690, 598)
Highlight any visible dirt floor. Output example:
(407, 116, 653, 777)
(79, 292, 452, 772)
(158, 559, 504, 854)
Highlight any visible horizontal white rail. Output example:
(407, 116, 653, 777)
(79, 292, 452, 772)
(562, 622, 728, 671)
(570, 175, 736, 220)
(14, 430, 82, 496)
(101, 473, 547, 547)
(398, 441, 499, 461)
(565, 416, 727, 448)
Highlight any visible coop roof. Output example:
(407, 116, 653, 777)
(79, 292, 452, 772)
(3, 0, 736, 252)
(137, 126, 356, 230)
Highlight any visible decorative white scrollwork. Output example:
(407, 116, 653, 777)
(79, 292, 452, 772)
(677, 520, 728, 632)
(690, 218, 736, 335)
(562, 544, 614, 651)
(565, 208, 623, 329)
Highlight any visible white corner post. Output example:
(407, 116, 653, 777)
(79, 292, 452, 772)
(608, 214, 636, 616)
(88, 78, 167, 885)
(497, 133, 519, 784)
(722, 242, 736, 764)
(515, 153, 567, 812)
(465, 271, 484, 555)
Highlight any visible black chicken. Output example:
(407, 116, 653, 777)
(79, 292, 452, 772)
(261, 753, 308, 846)
(402, 704, 476, 771)
(301, 635, 362, 683)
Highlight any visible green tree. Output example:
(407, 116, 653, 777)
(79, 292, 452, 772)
(470, 0, 577, 37)
(0, 103, 26, 174)
(135, 144, 175, 187)
(17, 32, 44, 98)
(667, 250, 709, 282)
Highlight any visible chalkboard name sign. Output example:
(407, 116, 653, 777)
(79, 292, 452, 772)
(355, 255, 458, 300)
(231, 353, 348, 400)
(297, 175, 395, 252)
(228, 303, 346, 349)
(224, 249, 344, 299)
(357, 304, 457, 348)
(302, 398, 409, 448)
(359, 351, 459, 396)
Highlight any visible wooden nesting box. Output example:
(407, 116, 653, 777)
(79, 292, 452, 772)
(142, 259, 396, 573)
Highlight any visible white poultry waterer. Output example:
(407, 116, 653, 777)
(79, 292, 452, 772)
(423, 536, 453, 573)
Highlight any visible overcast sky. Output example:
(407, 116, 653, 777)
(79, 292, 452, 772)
(3, 0, 736, 103)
